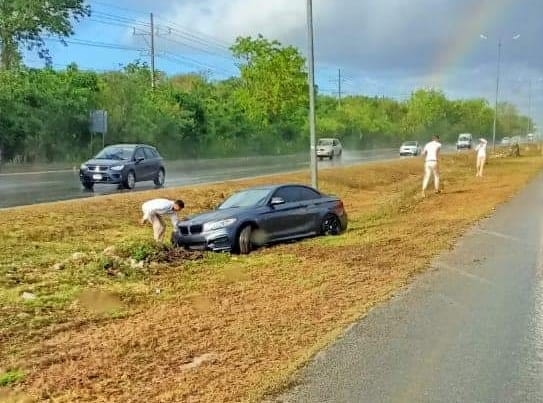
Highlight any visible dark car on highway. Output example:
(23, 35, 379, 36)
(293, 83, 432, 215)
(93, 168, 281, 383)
(172, 184, 348, 254)
(79, 144, 165, 190)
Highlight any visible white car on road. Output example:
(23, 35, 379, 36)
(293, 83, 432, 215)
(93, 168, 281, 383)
(317, 138, 343, 160)
(399, 141, 421, 156)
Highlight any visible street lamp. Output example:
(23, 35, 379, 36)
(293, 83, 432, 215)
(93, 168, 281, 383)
(306, 0, 318, 189)
(480, 33, 520, 152)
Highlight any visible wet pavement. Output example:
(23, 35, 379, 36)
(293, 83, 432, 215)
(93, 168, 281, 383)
(0, 149, 397, 208)
(276, 174, 543, 402)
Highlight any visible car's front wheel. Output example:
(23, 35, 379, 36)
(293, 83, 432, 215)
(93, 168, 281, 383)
(123, 170, 136, 189)
(154, 168, 165, 186)
(235, 225, 253, 255)
(321, 213, 342, 235)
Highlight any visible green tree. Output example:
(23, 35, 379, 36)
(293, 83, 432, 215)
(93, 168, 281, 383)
(230, 34, 308, 148)
(0, 0, 90, 69)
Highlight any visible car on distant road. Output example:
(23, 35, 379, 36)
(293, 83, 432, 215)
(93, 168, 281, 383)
(501, 137, 511, 146)
(399, 141, 421, 156)
(171, 184, 348, 254)
(456, 133, 473, 150)
(79, 144, 165, 191)
(317, 138, 343, 160)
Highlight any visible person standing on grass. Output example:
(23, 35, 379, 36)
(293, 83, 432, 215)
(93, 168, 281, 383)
(475, 138, 488, 177)
(140, 198, 185, 242)
(422, 135, 442, 197)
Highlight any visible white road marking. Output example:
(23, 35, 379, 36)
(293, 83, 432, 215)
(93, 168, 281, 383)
(436, 261, 495, 286)
(475, 228, 524, 243)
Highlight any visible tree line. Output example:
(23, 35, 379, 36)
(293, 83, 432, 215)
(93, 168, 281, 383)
(0, 35, 533, 163)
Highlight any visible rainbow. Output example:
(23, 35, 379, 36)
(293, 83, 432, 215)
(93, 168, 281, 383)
(428, 0, 515, 87)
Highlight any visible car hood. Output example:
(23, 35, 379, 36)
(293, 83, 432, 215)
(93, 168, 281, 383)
(84, 159, 129, 166)
(182, 207, 253, 225)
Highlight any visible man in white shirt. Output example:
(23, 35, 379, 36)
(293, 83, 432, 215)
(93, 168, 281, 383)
(475, 138, 487, 177)
(422, 135, 442, 197)
(140, 198, 185, 242)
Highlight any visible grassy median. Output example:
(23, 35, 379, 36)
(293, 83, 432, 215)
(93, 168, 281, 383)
(1, 148, 542, 402)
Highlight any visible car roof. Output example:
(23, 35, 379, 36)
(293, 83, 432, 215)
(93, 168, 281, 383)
(242, 184, 320, 192)
(105, 144, 156, 148)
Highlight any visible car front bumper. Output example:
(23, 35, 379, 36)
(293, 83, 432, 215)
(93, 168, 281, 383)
(399, 149, 417, 156)
(80, 170, 123, 184)
(171, 227, 234, 252)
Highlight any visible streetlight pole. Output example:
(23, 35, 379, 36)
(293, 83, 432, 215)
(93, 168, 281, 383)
(481, 33, 519, 152)
(306, 0, 318, 189)
(492, 38, 501, 153)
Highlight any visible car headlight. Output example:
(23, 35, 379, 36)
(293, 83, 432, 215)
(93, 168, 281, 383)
(202, 218, 237, 232)
(80, 164, 88, 170)
(110, 165, 124, 171)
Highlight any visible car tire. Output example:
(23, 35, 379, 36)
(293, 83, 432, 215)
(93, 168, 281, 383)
(235, 225, 252, 255)
(321, 213, 342, 236)
(82, 180, 94, 191)
(154, 168, 165, 187)
(123, 170, 136, 189)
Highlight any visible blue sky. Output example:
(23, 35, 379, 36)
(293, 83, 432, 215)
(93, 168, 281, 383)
(24, 0, 543, 131)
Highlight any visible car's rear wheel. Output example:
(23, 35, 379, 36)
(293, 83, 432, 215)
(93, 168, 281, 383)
(235, 225, 252, 255)
(321, 213, 342, 235)
(123, 170, 136, 189)
(82, 180, 94, 191)
(154, 168, 165, 186)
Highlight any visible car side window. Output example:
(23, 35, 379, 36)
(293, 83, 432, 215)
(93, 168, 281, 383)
(273, 186, 302, 203)
(333, 140, 338, 146)
(143, 147, 155, 159)
(298, 187, 322, 201)
(134, 148, 145, 160)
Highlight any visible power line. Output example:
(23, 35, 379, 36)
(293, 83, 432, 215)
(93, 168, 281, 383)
(89, 0, 231, 51)
(44, 37, 145, 52)
(160, 35, 234, 62)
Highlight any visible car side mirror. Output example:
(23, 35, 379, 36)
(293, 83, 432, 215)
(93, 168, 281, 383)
(270, 197, 285, 206)
(135, 157, 144, 164)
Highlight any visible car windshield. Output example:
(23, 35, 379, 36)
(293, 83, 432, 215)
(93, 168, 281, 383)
(219, 189, 271, 209)
(318, 139, 333, 146)
(459, 135, 470, 141)
(403, 141, 417, 146)
(95, 146, 134, 160)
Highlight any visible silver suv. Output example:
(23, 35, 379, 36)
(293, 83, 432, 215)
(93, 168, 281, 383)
(317, 138, 343, 160)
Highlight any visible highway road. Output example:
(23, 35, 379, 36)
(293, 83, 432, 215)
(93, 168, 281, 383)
(276, 173, 543, 402)
(0, 149, 398, 208)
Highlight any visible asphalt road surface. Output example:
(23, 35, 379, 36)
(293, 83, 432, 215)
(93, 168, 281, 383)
(276, 174, 543, 403)
(0, 149, 397, 208)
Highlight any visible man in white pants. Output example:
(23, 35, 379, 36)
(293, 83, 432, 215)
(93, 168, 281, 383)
(475, 138, 487, 177)
(140, 198, 185, 242)
(422, 135, 442, 197)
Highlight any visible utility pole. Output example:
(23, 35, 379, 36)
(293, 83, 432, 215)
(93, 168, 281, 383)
(329, 68, 347, 108)
(150, 12, 156, 89)
(306, 0, 317, 189)
(527, 79, 532, 134)
(133, 13, 157, 89)
(492, 38, 501, 153)
(338, 68, 342, 108)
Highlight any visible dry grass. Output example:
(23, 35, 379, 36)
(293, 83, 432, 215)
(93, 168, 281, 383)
(1, 150, 542, 402)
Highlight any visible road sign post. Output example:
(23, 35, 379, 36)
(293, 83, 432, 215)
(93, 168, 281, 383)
(90, 110, 108, 153)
